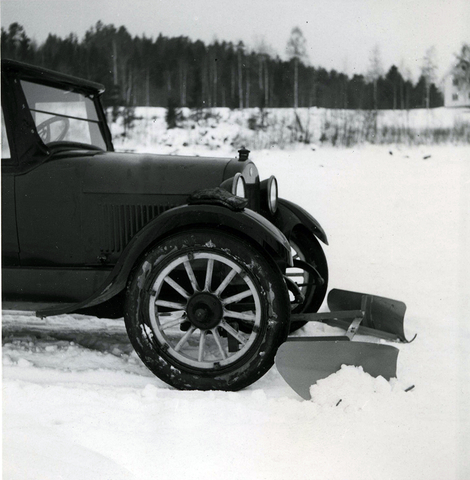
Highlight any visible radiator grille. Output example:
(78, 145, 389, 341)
(100, 204, 173, 253)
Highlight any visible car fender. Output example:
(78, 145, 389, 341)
(37, 204, 292, 317)
(274, 198, 329, 245)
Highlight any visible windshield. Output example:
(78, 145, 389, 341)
(21, 80, 107, 150)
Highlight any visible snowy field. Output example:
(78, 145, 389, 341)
(3, 140, 470, 479)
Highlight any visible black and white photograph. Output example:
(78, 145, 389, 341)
(1, 0, 470, 478)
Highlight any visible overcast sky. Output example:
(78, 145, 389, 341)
(2, 0, 469, 80)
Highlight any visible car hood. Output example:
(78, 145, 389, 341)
(82, 151, 248, 195)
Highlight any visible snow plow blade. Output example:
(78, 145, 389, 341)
(291, 289, 412, 343)
(276, 289, 410, 399)
(275, 338, 399, 400)
(327, 289, 408, 342)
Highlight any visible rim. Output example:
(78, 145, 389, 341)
(148, 251, 262, 369)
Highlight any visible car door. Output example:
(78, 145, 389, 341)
(12, 78, 98, 267)
(15, 157, 85, 266)
(1, 108, 20, 266)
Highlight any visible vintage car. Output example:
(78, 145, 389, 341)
(1, 59, 328, 391)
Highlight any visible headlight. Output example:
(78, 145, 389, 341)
(220, 173, 246, 198)
(260, 175, 278, 214)
(233, 173, 246, 198)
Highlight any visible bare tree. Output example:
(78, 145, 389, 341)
(146, 67, 150, 107)
(254, 36, 275, 107)
(399, 59, 413, 109)
(179, 59, 187, 106)
(112, 39, 118, 86)
(245, 56, 250, 108)
(237, 41, 244, 109)
(367, 45, 384, 110)
(212, 57, 218, 107)
(421, 46, 437, 109)
(286, 27, 308, 109)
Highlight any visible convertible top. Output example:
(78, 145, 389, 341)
(1, 59, 105, 95)
(1, 59, 111, 172)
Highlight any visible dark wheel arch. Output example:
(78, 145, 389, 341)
(37, 204, 292, 318)
(275, 198, 328, 246)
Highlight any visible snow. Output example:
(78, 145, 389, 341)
(111, 106, 470, 154)
(3, 120, 470, 479)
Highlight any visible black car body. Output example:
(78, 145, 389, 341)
(1, 59, 328, 391)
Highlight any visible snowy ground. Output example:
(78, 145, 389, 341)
(111, 106, 470, 153)
(3, 143, 470, 480)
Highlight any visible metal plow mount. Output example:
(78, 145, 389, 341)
(276, 289, 413, 400)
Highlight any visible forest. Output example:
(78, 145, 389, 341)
(1, 21, 444, 111)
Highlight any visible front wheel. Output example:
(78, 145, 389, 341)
(124, 229, 290, 391)
(286, 229, 328, 332)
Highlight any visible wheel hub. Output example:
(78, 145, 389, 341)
(186, 292, 223, 330)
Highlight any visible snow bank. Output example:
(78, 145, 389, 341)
(310, 365, 410, 411)
(111, 106, 470, 153)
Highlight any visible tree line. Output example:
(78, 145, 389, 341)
(1, 22, 444, 110)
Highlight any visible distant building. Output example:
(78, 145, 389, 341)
(444, 70, 470, 108)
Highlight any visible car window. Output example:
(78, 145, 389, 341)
(1, 108, 12, 161)
(21, 80, 106, 150)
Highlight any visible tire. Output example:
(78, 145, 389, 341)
(124, 229, 290, 391)
(286, 229, 328, 332)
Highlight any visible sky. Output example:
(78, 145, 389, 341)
(2, 0, 470, 80)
